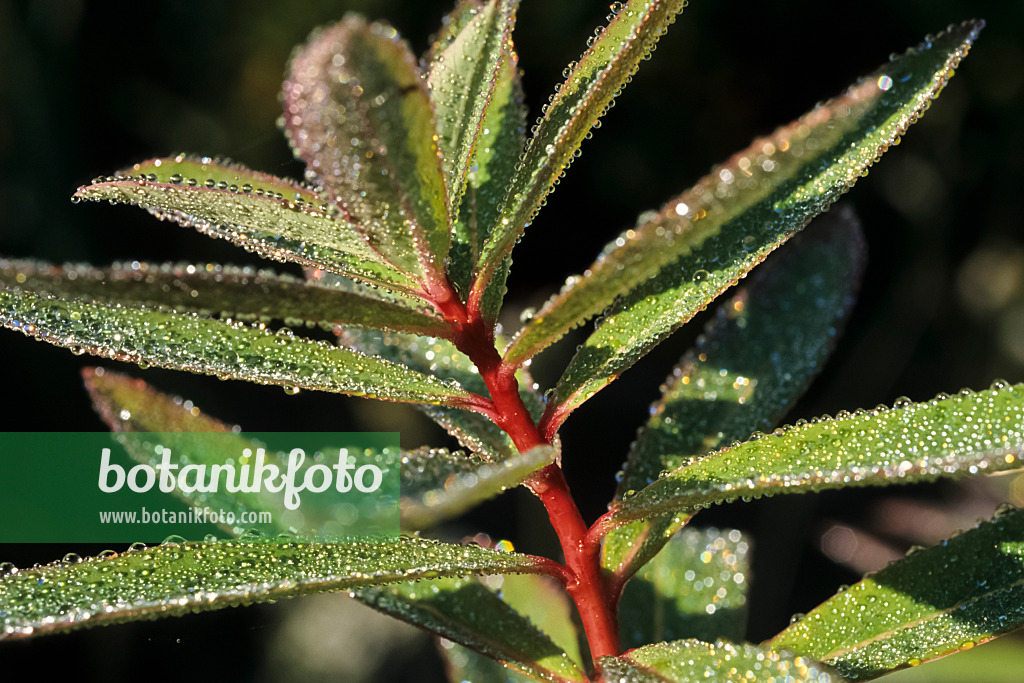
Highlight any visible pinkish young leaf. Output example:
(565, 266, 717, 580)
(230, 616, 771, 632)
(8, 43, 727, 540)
(283, 16, 452, 299)
(74, 156, 425, 299)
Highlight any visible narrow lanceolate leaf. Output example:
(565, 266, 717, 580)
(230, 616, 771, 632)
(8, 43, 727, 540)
(469, 49, 524, 322)
(283, 16, 451, 290)
(471, 0, 687, 303)
(602, 210, 864, 579)
(615, 210, 865, 498)
(83, 366, 231, 433)
(0, 538, 554, 640)
(770, 506, 1024, 680)
(427, 0, 526, 309)
(441, 638, 556, 683)
(427, 0, 517, 217)
(525, 21, 983, 428)
(0, 259, 451, 338)
(618, 528, 751, 651)
(340, 328, 546, 460)
(597, 640, 842, 683)
(80, 366, 571, 677)
(449, 49, 526, 313)
(606, 382, 1024, 528)
(439, 573, 585, 682)
(82, 367, 273, 533)
(360, 576, 586, 682)
(82, 367, 396, 537)
(400, 446, 556, 529)
(74, 156, 423, 297)
(0, 289, 480, 407)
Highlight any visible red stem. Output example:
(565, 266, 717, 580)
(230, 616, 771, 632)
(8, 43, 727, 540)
(527, 464, 621, 661)
(434, 288, 621, 664)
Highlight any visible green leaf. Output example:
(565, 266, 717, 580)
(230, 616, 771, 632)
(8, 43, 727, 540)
(82, 367, 573, 677)
(520, 21, 982, 426)
(283, 16, 451, 291)
(615, 209, 864, 498)
(83, 366, 233, 433)
(496, 573, 585, 670)
(869, 635, 1024, 683)
(606, 382, 1024, 528)
(597, 639, 842, 682)
(359, 575, 586, 682)
(400, 446, 556, 530)
(618, 528, 751, 651)
(82, 367, 398, 537)
(428, 0, 526, 315)
(427, 0, 517, 218)
(450, 52, 525, 315)
(81, 367, 260, 533)
(602, 209, 864, 578)
(0, 259, 451, 338)
(0, 288, 480, 407)
(73, 156, 423, 297)
(438, 572, 585, 682)
(0, 538, 554, 640)
(84, 365, 549, 530)
(770, 506, 1024, 680)
(471, 0, 687, 303)
(601, 516, 691, 589)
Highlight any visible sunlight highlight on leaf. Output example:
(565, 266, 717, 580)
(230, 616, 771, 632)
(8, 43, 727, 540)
(519, 21, 982, 430)
(472, 0, 687, 305)
(771, 506, 1024, 679)
(0, 289, 479, 407)
(0, 538, 553, 640)
(74, 156, 424, 297)
(607, 382, 1024, 527)
(598, 639, 840, 682)
(0, 259, 451, 338)
(283, 16, 451, 291)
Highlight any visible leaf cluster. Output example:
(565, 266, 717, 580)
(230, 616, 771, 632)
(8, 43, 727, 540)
(1, 2, 1019, 681)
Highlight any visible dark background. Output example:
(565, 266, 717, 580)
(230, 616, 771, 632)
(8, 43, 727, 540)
(2, 1, 1024, 680)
